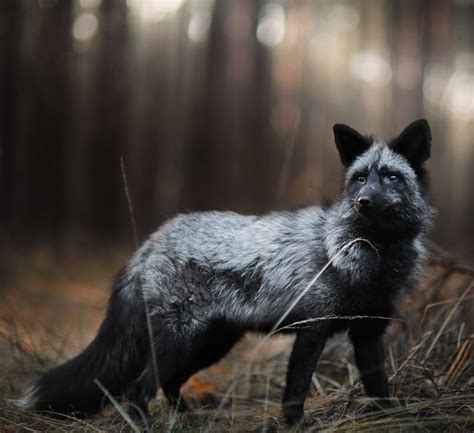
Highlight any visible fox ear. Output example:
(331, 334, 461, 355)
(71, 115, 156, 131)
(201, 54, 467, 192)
(391, 119, 431, 167)
(333, 124, 371, 167)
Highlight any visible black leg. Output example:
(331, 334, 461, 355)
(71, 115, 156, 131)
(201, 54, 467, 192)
(126, 357, 160, 418)
(161, 381, 190, 412)
(158, 350, 191, 412)
(158, 322, 243, 411)
(282, 327, 327, 425)
(349, 324, 390, 402)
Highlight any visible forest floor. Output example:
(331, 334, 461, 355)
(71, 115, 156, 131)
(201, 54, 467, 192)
(0, 244, 473, 432)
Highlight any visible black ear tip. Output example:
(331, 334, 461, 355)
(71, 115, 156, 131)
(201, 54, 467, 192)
(333, 124, 355, 138)
(413, 118, 432, 138)
(414, 118, 429, 127)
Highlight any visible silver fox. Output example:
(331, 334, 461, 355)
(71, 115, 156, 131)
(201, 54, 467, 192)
(15, 119, 434, 425)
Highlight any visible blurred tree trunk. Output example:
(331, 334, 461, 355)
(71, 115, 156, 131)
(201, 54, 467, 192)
(151, 8, 191, 226)
(184, 0, 231, 211)
(128, 26, 164, 238)
(0, 0, 21, 232)
(16, 1, 73, 239)
(239, 0, 274, 212)
(184, 0, 274, 213)
(86, 0, 129, 237)
(391, 0, 425, 132)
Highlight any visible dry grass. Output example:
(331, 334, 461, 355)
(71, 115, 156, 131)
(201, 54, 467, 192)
(0, 249, 473, 432)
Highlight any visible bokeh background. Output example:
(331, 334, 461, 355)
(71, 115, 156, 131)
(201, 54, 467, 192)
(1, 3, 474, 430)
(1, 0, 473, 259)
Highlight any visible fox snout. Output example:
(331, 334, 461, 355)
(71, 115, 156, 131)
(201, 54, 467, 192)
(355, 196, 373, 212)
(355, 195, 384, 214)
(354, 172, 385, 214)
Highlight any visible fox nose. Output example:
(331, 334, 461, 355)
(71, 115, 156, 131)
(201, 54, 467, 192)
(357, 197, 372, 208)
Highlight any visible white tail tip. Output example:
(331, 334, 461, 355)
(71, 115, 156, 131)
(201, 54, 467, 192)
(8, 386, 39, 410)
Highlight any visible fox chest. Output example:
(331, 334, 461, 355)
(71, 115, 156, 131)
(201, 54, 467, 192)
(327, 251, 417, 320)
(330, 240, 418, 287)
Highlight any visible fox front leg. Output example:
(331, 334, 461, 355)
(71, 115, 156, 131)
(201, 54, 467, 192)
(282, 327, 327, 425)
(349, 321, 390, 406)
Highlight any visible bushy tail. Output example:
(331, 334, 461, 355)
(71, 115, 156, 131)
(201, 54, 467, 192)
(15, 269, 149, 416)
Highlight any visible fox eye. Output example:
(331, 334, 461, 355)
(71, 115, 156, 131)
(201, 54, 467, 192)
(387, 174, 399, 182)
(357, 176, 366, 184)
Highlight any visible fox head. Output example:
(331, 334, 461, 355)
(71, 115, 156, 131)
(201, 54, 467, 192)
(333, 119, 432, 236)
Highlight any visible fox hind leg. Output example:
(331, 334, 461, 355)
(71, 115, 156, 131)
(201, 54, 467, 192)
(126, 356, 160, 418)
(158, 322, 243, 410)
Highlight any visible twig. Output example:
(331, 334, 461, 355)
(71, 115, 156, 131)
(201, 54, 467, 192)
(94, 379, 140, 433)
(420, 294, 474, 329)
(261, 371, 271, 433)
(389, 333, 431, 381)
(423, 282, 473, 362)
(120, 157, 139, 248)
(120, 157, 160, 393)
(445, 334, 473, 385)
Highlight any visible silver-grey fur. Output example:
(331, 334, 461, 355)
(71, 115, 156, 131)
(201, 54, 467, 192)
(16, 119, 434, 425)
